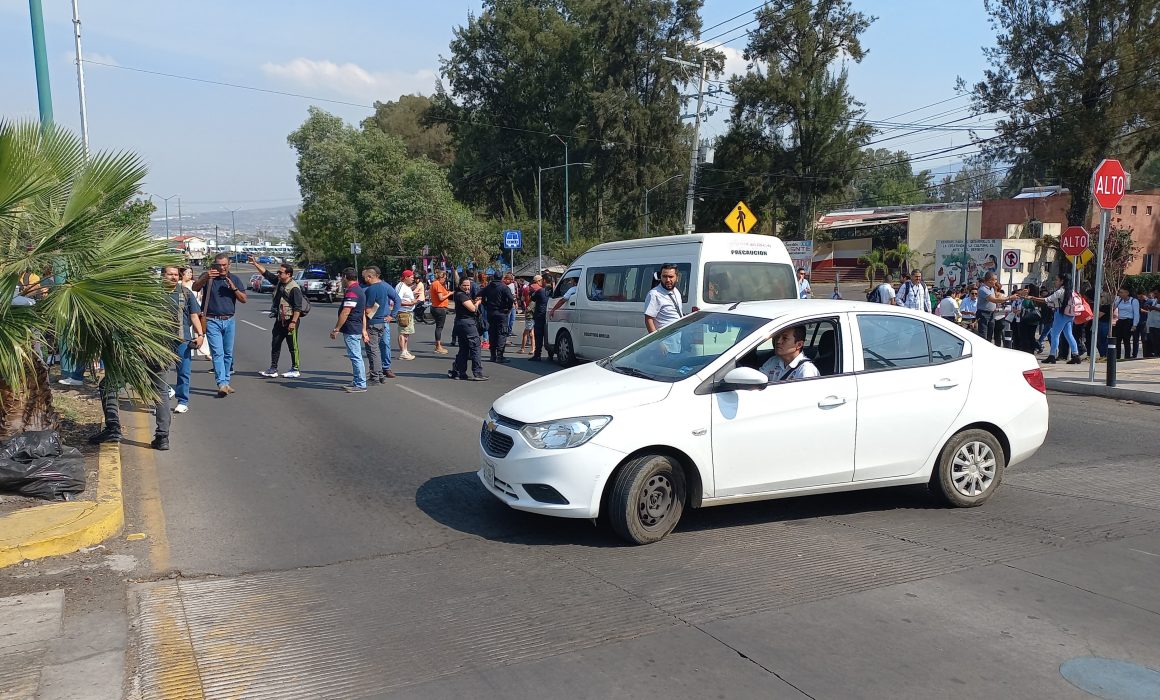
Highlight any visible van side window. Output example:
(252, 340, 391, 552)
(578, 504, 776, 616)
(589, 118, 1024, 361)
(585, 268, 629, 301)
(584, 264, 690, 303)
(553, 271, 581, 299)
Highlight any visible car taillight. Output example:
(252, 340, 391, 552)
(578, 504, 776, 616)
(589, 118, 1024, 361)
(691, 306, 699, 313)
(1022, 368, 1046, 394)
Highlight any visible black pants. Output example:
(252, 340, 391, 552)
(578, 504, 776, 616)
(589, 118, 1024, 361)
(100, 370, 170, 438)
(1113, 319, 1133, 359)
(452, 319, 483, 378)
(431, 307, 448, 344)
(1131, 320, 1147, 357)
(533, 316, 548, 359)
(487, 312, 509, 359)
(1149, 327, 1160, 358)
(976, 310, 995, 342)
(270, 320, 301, 370)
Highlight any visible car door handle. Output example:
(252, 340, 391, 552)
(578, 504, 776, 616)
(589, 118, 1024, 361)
(934, 379, 959, 390)
(817, 395, 847, 409)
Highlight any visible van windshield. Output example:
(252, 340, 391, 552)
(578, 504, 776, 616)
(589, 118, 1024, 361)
(600, 311, 767, 382)
(703, 262, 796, 304)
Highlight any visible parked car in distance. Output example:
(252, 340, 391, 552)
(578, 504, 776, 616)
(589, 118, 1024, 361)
(479, 300, 1049, 545)
(257, 255, 277, 264)
(294, 267, 340, 303)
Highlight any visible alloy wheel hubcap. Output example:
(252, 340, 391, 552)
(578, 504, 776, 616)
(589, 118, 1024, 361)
(951, 441, 997, 497)
(638, 474, 673, 528)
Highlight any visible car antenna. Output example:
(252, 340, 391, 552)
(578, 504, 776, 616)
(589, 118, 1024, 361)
(728, 300, 744, 310)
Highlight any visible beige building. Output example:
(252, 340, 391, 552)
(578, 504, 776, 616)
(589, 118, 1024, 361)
(908, 208, 982, 276)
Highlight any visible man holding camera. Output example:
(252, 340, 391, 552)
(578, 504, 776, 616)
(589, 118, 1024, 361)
(192, 253, 248, 397)
(251, 256, 306, 378)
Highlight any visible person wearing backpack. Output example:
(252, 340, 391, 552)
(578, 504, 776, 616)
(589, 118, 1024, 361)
(1025, 272, 1081, 364)
(251, 257, 308, 378)
(868, 274, 897, 304)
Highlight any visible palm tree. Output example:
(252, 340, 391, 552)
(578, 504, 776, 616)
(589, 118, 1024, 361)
(886, 242, 921, 277)
(1, 121, 179, 439)
(859, 248, 889, 285)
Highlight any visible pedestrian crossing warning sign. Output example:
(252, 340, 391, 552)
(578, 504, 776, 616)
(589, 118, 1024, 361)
(725, 201, 756, 233)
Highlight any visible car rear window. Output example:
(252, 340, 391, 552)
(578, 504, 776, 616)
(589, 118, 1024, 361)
(299, 270, 329, 280)
(703, 262, 796, 303)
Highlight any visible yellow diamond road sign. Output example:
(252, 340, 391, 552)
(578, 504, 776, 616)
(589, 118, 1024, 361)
(1074, 249, 1094, 269)
(725, 201, 756, 233)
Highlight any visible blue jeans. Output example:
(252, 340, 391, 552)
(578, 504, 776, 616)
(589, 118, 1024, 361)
(1047, 313, 1078, 356)
(378, 323, 392, 370)
(343, 333, 367, 388)
(60, 349, 85, 381)
(205, 317, 236, 386)
(173, 341, 193, 405)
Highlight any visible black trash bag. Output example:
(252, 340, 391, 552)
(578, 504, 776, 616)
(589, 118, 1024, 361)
(0, 431, 86, 500)
(1, 430, 63, 461)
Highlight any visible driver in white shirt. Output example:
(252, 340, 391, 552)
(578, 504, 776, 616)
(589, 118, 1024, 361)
(759, 325, 820, 382)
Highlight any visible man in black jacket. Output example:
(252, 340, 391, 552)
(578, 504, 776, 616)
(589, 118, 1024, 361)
(481, 274, 515, 363)
(250, 257, 306, 378)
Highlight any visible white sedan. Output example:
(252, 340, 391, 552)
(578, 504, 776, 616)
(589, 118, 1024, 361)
(479, 300, 1049, 545)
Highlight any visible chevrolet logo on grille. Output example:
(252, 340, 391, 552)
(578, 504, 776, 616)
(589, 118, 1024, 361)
(484, 420, 497, 433)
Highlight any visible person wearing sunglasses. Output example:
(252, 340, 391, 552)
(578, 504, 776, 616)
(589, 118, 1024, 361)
(251, 256, 307, 378)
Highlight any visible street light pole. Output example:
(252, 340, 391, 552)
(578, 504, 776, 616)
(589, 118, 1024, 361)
(537, 162, 593, 273)
(225, 208, 240, 248)
(644, 174, 684, 237)
(70, 0, 89, 155)
(553, 134, 571, 245)
(151, 194, 177, 242)
(177, 196, 184, 236)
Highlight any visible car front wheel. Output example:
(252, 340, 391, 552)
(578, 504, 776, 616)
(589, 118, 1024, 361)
(931, 429, 1005, 507)
(608, 454, 686, 545)
(555, 330, 576, 367)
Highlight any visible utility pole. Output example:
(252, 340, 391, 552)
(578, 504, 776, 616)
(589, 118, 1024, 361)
(28, 0, 54, 125)
(214, 224, 220, 253)
(662, 54, 706, 234)
(225, 208, 240, 248)
(70, 0, 89, 155)
(153, 194, 177, 242)
(177, 197, 184, 236)
(553, 134, 571, 245)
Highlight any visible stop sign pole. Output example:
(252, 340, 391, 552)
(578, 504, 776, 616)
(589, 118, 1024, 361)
(1088, 159, 1129, 381)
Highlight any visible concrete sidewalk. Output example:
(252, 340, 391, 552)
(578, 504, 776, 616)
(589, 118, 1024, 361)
(1041, 357, 1160, 405)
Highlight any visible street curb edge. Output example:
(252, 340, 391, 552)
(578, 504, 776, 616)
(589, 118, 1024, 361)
(1045, 378, 1160, 406)
(0, 441, 124, 568)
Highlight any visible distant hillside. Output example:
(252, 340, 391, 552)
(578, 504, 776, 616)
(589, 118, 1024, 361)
(150, 204, 299, 244)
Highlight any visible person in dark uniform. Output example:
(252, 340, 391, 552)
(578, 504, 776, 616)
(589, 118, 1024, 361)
(481, 273, 515, 363)
(529, 276, 553, 362)
(449, 276, 487, 381)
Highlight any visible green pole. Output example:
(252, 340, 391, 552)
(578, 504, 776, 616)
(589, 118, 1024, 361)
(29, 0, 54, 125)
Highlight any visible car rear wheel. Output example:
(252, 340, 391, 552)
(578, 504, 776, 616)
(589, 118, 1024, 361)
(931, 429, 1005, 507)
(609, 454, 686, 545)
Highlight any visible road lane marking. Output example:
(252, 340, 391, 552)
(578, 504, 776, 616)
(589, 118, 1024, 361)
(393, 382, 483, 423)
(128, 410, 171, 573)
(240, 319, 267, 331)
(1128, 548, 1159, 557)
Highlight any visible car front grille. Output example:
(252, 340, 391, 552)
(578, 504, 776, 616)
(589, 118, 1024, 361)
(481, 424, 514, 458)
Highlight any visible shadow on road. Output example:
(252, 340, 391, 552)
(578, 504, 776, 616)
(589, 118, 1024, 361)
(416, 473, 943, 547)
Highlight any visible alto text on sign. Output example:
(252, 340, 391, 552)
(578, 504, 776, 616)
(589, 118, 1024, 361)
(1091, 159, 1128, 210)
(1060, 226, 1089, 257)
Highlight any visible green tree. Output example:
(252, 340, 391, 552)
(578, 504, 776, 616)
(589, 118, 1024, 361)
(287, 108, 492, 269)
(0, 121, 179, 438)
(1099, 227, 1139, 297)
(729, 0, 876, 239)
(109, 196, 157, 233)
(859, 248, 889, 284)
(965, 0, 1160, 225)
(430, 0, 718, 235)
(851, 149, 932, 207)
(886, 242, 922, 276)
(932, 159, 1005, 202)
(363, 95, 454, 166)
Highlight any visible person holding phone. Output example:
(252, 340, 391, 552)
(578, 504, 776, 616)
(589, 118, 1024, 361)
(192, 253, 247, 396)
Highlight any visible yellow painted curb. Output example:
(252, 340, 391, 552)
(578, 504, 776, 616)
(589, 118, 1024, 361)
(0, 442, 124, 568)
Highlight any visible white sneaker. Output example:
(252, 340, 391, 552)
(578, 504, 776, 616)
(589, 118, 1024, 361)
(401, 352, 416, 360)
(259, 368, 279, 378)
(57, 377, 84, 386)
(173, 403, 189, 414)
(168, 386, 176, 398)
(283, 369, 301, 378)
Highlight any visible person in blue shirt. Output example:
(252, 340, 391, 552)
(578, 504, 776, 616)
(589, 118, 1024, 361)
(362, 267, 402, 382)
(330, 268, 369, 392)
(192, 253, 248, 396)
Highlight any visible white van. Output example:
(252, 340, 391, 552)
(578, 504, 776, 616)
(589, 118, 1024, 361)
(547, 232, 797, 364)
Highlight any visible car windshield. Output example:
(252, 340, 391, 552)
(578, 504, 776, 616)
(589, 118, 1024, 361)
(600, 311, 767, 382)
(297, 270, 329, 280)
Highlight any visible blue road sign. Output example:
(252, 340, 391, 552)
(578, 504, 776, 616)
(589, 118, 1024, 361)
(503, 229, 522, 250)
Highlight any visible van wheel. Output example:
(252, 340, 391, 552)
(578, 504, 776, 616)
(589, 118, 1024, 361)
(555, 330, 576, 367)
(609, 454, 685, 545)
(930, 429, 1005, 507)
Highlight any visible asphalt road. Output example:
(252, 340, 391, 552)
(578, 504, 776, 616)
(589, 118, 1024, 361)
(32, 295, 1160, 698)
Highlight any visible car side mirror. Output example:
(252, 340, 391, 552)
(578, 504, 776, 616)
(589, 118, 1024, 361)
(721, 366, 769, 391)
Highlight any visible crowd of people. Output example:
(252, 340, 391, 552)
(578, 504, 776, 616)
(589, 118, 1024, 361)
(868, 269, 1160, 363)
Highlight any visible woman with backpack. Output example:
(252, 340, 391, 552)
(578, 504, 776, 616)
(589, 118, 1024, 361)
(1025, 273, 1082, 364)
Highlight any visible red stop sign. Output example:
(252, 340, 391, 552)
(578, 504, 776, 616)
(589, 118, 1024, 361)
(1060, 226, 1089, 256)
(1091, 159, 1128, 210)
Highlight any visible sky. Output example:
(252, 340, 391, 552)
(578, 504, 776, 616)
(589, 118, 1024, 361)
(1, 0, 996, 215)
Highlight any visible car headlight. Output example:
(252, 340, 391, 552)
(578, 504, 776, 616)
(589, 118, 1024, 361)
(519, 415, 612, 449)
